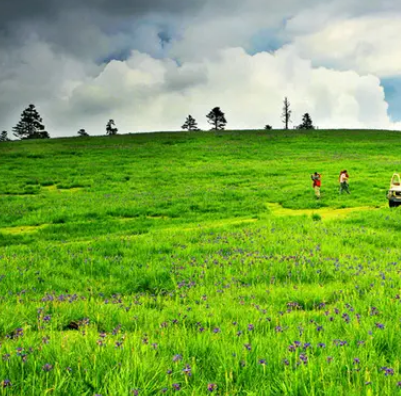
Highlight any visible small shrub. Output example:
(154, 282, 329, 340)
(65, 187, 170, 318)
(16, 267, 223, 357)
(312, 213, 322, 221)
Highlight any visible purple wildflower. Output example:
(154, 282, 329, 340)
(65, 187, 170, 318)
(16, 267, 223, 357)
(382, 367, 394, 376)
(370, 307, 379, 316)
(112, 324, 122, 335)
(258, 359, 267, 365)
(248, 324, 254, 331)
(182, 365, 192, 376)
(207, 383, 217, 392)
(172, 383, 181, 391)
(342, 313, 350, 323)
(42, 363, 53, 372)
(14, 328, 24, 338)
(173, 354, 182, 362)
(1, 379, 11, 388)
(299, 354, 308, 365)
(244, 344, 252, 351)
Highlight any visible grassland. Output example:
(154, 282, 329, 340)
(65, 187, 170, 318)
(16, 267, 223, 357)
(1, 129, 401, 395)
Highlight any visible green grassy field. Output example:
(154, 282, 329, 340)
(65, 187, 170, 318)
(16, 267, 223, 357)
(1, 129, 401, 395)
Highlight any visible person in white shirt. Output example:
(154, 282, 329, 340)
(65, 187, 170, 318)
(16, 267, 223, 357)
(339, 170, 350, 194)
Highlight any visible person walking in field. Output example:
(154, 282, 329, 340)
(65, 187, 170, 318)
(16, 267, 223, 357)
(339, 170, 350, 194)
(311, 172, 321, 199)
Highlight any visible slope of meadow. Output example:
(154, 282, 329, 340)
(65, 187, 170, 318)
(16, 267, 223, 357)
(1, 129, 401, 395)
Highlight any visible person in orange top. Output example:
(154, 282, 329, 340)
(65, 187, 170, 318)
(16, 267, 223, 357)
(311, 172, 321, 199)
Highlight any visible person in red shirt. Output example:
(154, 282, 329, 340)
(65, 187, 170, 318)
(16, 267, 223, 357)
(311, 172, 321, 199)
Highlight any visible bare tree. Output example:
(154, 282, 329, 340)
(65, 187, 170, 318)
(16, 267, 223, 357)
(282, 97, 292, 130)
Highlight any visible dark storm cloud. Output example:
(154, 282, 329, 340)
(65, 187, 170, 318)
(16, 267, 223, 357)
(0, 0, 204, 57)
(0, 0, 204, 25)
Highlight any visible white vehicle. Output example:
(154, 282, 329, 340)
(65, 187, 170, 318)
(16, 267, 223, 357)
(387, 173, 401, 208)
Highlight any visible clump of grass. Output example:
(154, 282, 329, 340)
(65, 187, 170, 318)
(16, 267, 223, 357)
(311, 213, 322, 221)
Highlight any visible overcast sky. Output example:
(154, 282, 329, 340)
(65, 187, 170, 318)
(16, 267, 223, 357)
(1, 0, 401, 137)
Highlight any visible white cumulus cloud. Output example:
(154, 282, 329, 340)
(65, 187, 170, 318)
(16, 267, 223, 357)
(12, 46, 396, 136)
(286, 12, 401, 78)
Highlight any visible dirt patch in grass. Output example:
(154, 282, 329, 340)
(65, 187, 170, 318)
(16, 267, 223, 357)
(267, 202, 384, 220)
(146, 215, 170, 220)
(41, 185, 83, 193)
(178, 218, 258, 232)
(0, 224, 49, 235)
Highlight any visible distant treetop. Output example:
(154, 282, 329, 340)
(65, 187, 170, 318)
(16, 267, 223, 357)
(182, 115, 200, 131)
(106, 119, 118, 136)
(297, 113, 315, 130)
(77, 128, 89, 137)
(206, 107, 227, 130)
(12, 104, 50, 140)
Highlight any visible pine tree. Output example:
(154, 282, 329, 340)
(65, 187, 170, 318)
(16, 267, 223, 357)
(0, 131, 9, 142)
(77, 129, 89, 137)
(106, 119, 118, 136)
(265, 125, 272, 130)
(297, 113, 315, 130)
(206, 107, 227, 130)
(12, 104, 49, 139)
(181, 115, 199, 131)
(281, 97, 292, 130)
